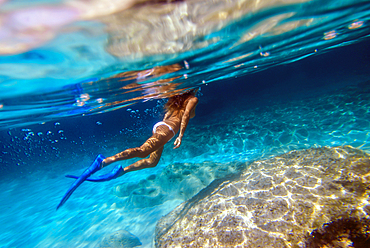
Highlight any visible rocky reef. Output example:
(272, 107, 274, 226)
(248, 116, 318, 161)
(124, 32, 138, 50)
(155, 146, 370, 247)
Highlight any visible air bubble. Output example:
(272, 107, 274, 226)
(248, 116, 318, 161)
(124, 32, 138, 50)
(348, 20, 364, 29)
(260, 51, 270, 57)
(79, 93, 90, 101)
(323, 30, 337, 40)
(75, 100, 85, 107)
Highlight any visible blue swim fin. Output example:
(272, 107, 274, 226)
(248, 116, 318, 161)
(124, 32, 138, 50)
(56, 154, 105, 210)
(65, 164, 126, 182)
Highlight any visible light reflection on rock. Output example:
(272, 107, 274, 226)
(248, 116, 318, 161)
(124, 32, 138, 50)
(155, 146, 370, 247)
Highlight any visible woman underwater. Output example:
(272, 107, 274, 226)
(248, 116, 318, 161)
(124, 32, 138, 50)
(57, 89, 199, 209)
(103, 88, 199, 172)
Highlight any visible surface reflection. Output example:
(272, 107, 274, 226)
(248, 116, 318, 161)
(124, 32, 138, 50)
(82, 63, 186, 112)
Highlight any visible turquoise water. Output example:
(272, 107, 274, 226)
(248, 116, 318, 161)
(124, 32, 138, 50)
(1, 0, 370, 247)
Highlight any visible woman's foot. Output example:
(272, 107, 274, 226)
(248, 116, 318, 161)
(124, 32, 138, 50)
(102, 157, 115, 167)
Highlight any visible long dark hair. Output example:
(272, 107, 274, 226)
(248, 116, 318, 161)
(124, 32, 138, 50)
(164, 89, 196, 112)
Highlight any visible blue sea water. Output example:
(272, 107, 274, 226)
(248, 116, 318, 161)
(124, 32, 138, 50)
(1, 0, 370, 247)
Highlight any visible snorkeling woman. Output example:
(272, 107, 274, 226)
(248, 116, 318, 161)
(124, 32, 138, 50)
(57, 89, 199, 209)
(103, 88, 198, 172)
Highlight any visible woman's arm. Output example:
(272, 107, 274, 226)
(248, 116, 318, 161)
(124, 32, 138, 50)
(173, 97, 198, 149)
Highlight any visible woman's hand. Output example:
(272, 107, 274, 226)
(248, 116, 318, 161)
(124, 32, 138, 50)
(173, 136, 182, 149)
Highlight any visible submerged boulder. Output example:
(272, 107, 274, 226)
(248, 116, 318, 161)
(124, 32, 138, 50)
(100, 230, 141, 248)
(155, 146, 370, 247)
(112, 160, 244, 209)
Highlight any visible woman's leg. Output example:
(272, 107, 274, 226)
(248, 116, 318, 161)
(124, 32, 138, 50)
(103, 125, 173, 167)
(124, 146, 164, 172)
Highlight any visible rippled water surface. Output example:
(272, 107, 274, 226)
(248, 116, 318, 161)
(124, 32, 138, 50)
(1, 0, 370, 128)
(1, 0, 370, 247)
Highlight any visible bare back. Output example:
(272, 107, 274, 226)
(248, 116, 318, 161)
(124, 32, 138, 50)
(163, 95, 198, 135)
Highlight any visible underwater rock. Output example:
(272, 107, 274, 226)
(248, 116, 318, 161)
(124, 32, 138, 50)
(100, 230, 141, 248)
(112, 161, 245, 209)
(155, 146, 370, 247)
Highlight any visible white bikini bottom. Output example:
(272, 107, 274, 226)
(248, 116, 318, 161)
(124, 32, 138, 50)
(153, 121, 176, 139)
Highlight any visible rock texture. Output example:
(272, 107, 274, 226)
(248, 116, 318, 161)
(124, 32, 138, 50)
(112, 161, 244, 209)
(155, 146, 370, 247)
(100, 230, 142, 248)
